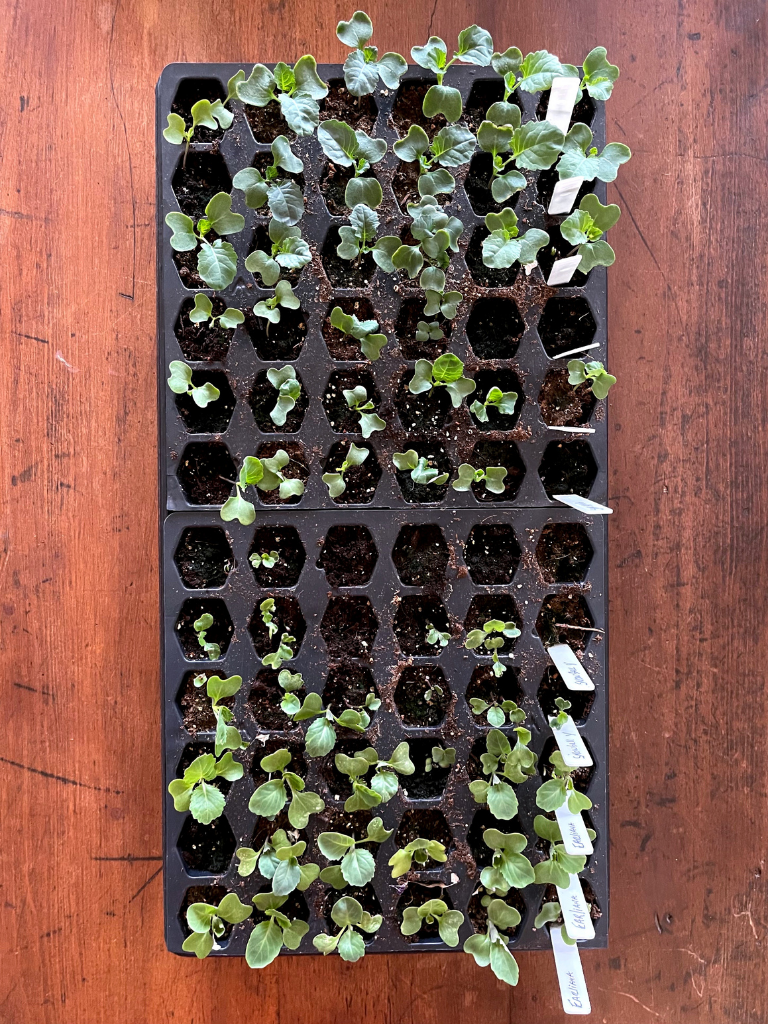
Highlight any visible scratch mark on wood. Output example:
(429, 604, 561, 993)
(0, 756, 123, 794)
(108, 0, 136, 301)
(597, 989, 660, 1016)
(13, 331, 48, 344)
(129, 866, 162, 902)
(92, 854, 162, 863)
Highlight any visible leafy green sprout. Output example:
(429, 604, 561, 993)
(165, 193, 244, 290)
(193, 612, 220, 660)
(220, 451, 306, 526)
(167, 361, 220, 408)
(567, 359, 616, 399)
(559, 194, 621, 273)
(470, 386, 518, 423)
(393, 123, 475, 198)
(468, 727, 538, 820)
(262, 632, 295, 671)
(556, 123, 631, 184)
(237, 828, 320, 895)
(322, 442, 370, 498)
(163, 98, 234, 167)
(245, 219, 312, 289)
(266, 365, 302, 426)
(317, 817, 393, 888)
(464, 619, 521, 676)
(533, 815, 593, 889)
(401, 899, 464, 946)
(181, 892, 252, 959)
(192, 673, 247, 757)
(389, 196, 464, 278)
(248, 747, 325, 829)
(249, 550, 279, 569)
(549, 697, 572, 730)
(188, 293, 245, 331)
(476, 115, 564, 202)
(490, 47, 570, 97)
(463, 897, 522, 986)
(260, 598, 278, 639)
(420, 266, 462, 320)
(479, 830, 535, 896)
(452, 464, 508, 496)
(336, 11, 407, 97)
(253, 281, 302, 329)
(232, 136, 305, 225)
(317, 120, 387, 209)
(334, 743, 414, 812)
(335, 203, 400, 277)
(168, 750, 243, 824)
(236, 56, 328, 136)
(392, 450, 449, 487)
(416, 320, 445, 344)
(313, 895, 382, 962)
(411, 25, 494, 122)
(561, 46, 621, 102)
(424, 744, 456, 773)
(343, 386, 385, 439)
(424, 682, 444, 703)
(426, 623, 450, 647)
(469, 697, 525, 729)
(533, 900, 576, 944)
(408, 353, 476, 407)
(329, 304, 388, 362)
(535, 750, 593, 815)
(388, 838, 448, 878)
(481, 208, 549, 271)
(280, 688, 381, 757)
(245, 892, 311, 969)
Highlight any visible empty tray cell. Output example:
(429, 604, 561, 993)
(535, 523, 594, 582)
(394, 665, 451, 727)
(535, 591, 596, 651)
(538, 439, 598, 499)
(466, 297, 524, 359)
(172, 150, 233, 220)
(176, 442, 237, 505)
(321, 596, 378, 660)
(464, 524, 520, 585)
(177, 813, 236, 875)
(317, 525, 378, 586)
(392, 524, 449, 586)
(536, 89, 595, 128)
(537, 297, 597, 358)
(174, 526, 234, 589)
(395, 808, 454, 855)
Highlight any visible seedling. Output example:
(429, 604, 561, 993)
(248, 748, 325, 829)
(334, 743, 415, 811)
(416, 320, 445, 344)
(468, 728, 537, 819)
(260, 598, 279, 639)
(479, 829, 535, 895)
(317, 120, 387, 209)
(559, 194, 621, 272)
(556, 123, 631, 183)
(266, 366, 302, 426)
(424, 682, 444, 702)
(408, 353, 475, 407)
(452, 464, 508, 495)
(193, 612, 220, 660)
(469, 697, 525, 729)
(250, 830, 319, 895)
(167, 361, 220, 408)
(236, 56, 328, 135)
(317, 817, 393, 888)
(245, 892, 310, 968)
(464, 619, 521, 676)
(389, 196, 464, 278)
(336, 11, 407, 96)
(262, 633, 295, 671)
(322, 441, 370, 498)
(470, 385, 518, 423)
(476, 116, 564, 202)
(245, 220, 311, 288)
(393, 123, 475, 198)
(401, 899, 464, 946)
(490, 46, 567, 95)
(163, 98, 233, 166)
(481, 208, 549, 270)
(165, 193, 244, 290)
(388, 838, 448, 878)
(426, 622, 450, 647)
(221, 451, 306, 525)
(249, 550, 279, 569)
(463, 898, 521, 986)
(335, 203, 401, 277)
(535, 750, 593, 815)
(232, 136, 305, 224)
(533, 900, 577, 944)
(329, 303, 388, 361)
(420, 266, 462, 320)
(312, 895, 382, 961)
(562, 46, 620, 102)
(533, 815, 592, 888)
(343, 386, 385, 438)
(253, 281, 302, 328)
(567, 359, 616, 399)
(181, 893, 252, 959)
(188, 293, 245, 330)
(393, 450, 449, 487)
(280, 688, 381, 757)
(424, 744, 456, 772)
(193, 673, 247, 757)
(167, 751, 243, 824)
(411, 25, 493, 122)
(549, 696, 572, 730)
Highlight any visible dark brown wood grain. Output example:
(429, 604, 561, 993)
(1, 0, 766, 1020)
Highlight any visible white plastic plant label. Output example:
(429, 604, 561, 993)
(552, 494, 613, 515)
(552, 715, 593, 767)
(548, 644, 595, 691)
(550, 925, 592, 1014)
(548, 425, 595, 434)
(546, 75, 580, 133)
(549, 176, 584, 215)
(556, 873, 596, 941)
(555, 803, 594, 855)
(554, 340, 601, 359)
(547, 255, 582, 286)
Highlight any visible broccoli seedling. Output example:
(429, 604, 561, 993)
(470, 385, 518, 423)
(334, 743, 414, 811)
(424, 744, 456, 772)
(426, 622, 450, 647)
(567, 358, 616, 399)
(259, 598, 279, 640)
(253, 280, 302, 326)
(464, 619, 521, 676)
(463, 897, 521, 986)
(249, 550, 279, 569)
(535, 750, 593, 815)
(245, 219, 311, 288)
(221, 451, 306, 525)
(168, 750, 243, 824)
(266, 365, 302, 426)
(479, 829, 535, 895)
(452, 464, 508, 495)
(388, 838, 448, 878)
(193, 673, 248, 757)
(559, 194, 621, 273)
(342, 386, 386, 438)
(336, 11, 407, 96)
(392, 450, 449, 487)
(245, 892, 311, 968)
(165, 193, 244, 290)
(476, 116, 564, 202)
(181, 892, 252, 959)
(188, 293, 245, 331)
(416, 320, 445, 344)
(401, 899, 464, 946)
(236, 56, 328, 136)
(549, 696, 572, 730)
(317, 816, 393, 888)
(232, 136, 305, 225)
(468, 728, 537, 819)
(248, 747, 325, 829)
(393, 123, 475, 198)
(387, 197, 464, 278)
(469, 697, 525, 729)
(317, 120, 387, 209)
(411, 24, 493, 122)
(408, 352, 476, 407)
(329, 304, 388, 362)
(481, 208, 549, 271)
(312, 895, 382, 961)
(281, 687, 381, 757)
(556, 123, 631, 184)
(561, 46, 620, 102)
(322, 441, 370, 498)
(163, 98, 234, 167)
(533, 815, 593, 888)
(420, 266, 462, 320)
(239, 828, 319, 895)
(335, 204, 401, 279)
(167, 361, 220, 408)
(193, 612, 220, 660)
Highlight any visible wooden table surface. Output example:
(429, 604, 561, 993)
(1, 0, 765, 1021)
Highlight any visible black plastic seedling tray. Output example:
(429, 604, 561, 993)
(157, 62, 609, 957)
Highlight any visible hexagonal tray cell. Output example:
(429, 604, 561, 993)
(465, 152, 520, 218)
(467, 888, 526, 942)
(316, 525, 378, 586)
(538, 226, 591, 288)
(322, 297, 380, 361)
(535, 523, 594, 583)
(536, 89, 595, 127)
(396, 883, 456, 943)
(319, 161, 379, 217)
(177, 669, 230, 734)
(464, 524, 521, 585)
(247, 667, 304, 732)
(394, 665, 451, 727)
(255, 441, 310, 506)
(322, 367, 380, 431)
(392, 158, 452, 214)
(322, 884, 381, 944)
(322, 227, 376, 288)
(463, 78, 517, 132)
(175, 370, 236, 434)
(248, 369, 308, 433)
(401, 739, 454, 800)
(538, 439, 598, 500)
(393, 595, 450, 656)
(320, 78, 378, 129)
(538, 367, 597, 427)
(322, 663, 379, 721)
(322, 441, 382, 505)
(179, 884, 233, 942)
(395, 296, 451, 361)
(468, 369, 524, 430)
(393, 438, 452, 505)
(248, 595, 306, 658)
(392, 524, 449, 586)
(395, 808, 453, 854)
(248, 525, 305, 587)
(245, 305, 308, 362)
(537, 297, 597, 358)
(177, 813, 236, 875)
(174, 296, 236, 362)
(536, 166, 594, 215)
(535, 592, 596, 652)
(391, 80, 447, 137)
(537, 665, 595, 724)
(467, 439, 526, 503)
(395, 367, 453, 432)
(243, 99, 294, 144)
(175, 597, 233, 659)
(321, 596, 378, 660)
(466, 226, 519, 288)
(177, 441, 237, 506)
(467, 807, 526, 868)
(465, 665, 524, 724)
(172, 150, 233, 221)
(171, 77, 227, 141)
(464, 595, 522, 654)
(174, 526, 234, 589)
(466, 297, 524, 359)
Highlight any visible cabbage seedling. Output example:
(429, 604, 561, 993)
(388, 196, 464, 278)
(240, 829, 319, 896)
(549, 696, 571, 730)
(559, 194, 621, 273)
(469, 697, 525, 729)
(416, 320, 445, 344)
(411, 25, 494, 122)
(533, 815, 591, 887)
(561, 46, 620, 102)
(266, 365, 302, 426)
(393, 123, 475, 198)
(188, 293, 244, 330)
(232, 136, 305, 224)
(322, 441, 370, 498)
(248, 747, 325, 829)
(491, 47, 567, 95)
(252, 280, 302, 326)
(535, 750, 593, 815)
(470, 385, 518, 423)
(329, 304, 388, 362)
(401, 899, 464, 945)
(220, 451, 304, 526)
(452, 464, 508, 496)
(317, 817, 393, 888)
(342, 386, 385, 438)
(249, 550, 279, 569)
(334, 742, 415, 811)
(167, 750, 243, 824)
(317, 119, 387, 209)
(408, 352, 475, 407)
(193, 673, 247, 757)
(336, 11, 407, 96)
(481, 208, 549, 270)
(260, 598, 279, 640)
(556, 123, 631, 183)
(167, 361, 220, 408)
(476, 116, 564, 202)
(424, 744, 456, 772)
(420, 266, 462, 320)
(463, 898, 521, 986)
(262, 633, 295, 671)
(193, 612, 220, 660)
(533, 900, 577, 944)
(388, 838, 448, 878)
(313, 895, 382, 961)
(181, 892, 252, 959)
(479, 829, 535, 895)
(426, 622, 450, 647)
(567, 359, 616, 400)
(245, 219, 311, 288)
(245, 892, 311, 968)
(165, 193, 244, 290)
(464, 619, 520, 675)
(335, 203, 401, 277)
(236, 56, 328, 136)
(468, 728, 537, 819)
(280, 688, 381, 756)
(392, 450, 449, 487)
(163, 98, 234, 167)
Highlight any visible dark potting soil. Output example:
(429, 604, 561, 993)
(538, 439, 597, 499)
(248, 594, 306, 658)
(323, 441, 382, 504)
(175, 599, 234, 659)
(245, 306, 307, 362)
(319, 161, 378, 217)
(536, 166, 594, 214)
(172, 230, 222, 290)
(463, 79, 511, 132)
(465, 227, 519, 288)
(391, 159, 451, 213)
(171, 78, 227, 143)
(464, 594, 521, 654)
(394, 440, 452, 504)
(393, 595, 451, 656)
(176, 441, 237, 505)
(397, 884, 454, 942)
(322, 367, 380, 431)
(320, 80, 378, 133)
(249, 525, 306, 586)
(392, 524, 449, 586)
(245, 101, 297, 144)
(467, 888, 526, 939)
(248, 668, 304, 731)
(255, 441, 310, 505)
(395, 808, 454, 851)
(464, 525, 521, 585)
(175, 296, 233, 362)
(535, 522, 594, 582)
(177, 814, 236, 874)
(400, 738, 452, 800)
(395, 297, 451, 360)
(319, 808, 377, 847)
(394, 665, 451, 726)
(174, 526, 233, 588)
(322, 296, 379, 360)
(464, 152, 510, 218)
(322, 662, 378, 717)
(466, 297, 524, 359)
(538, 369, 596, 426)
(175, 370, 236, 434)
(395, 372, 453, 432)
(321, 596, 378, 660)
(535, 90, 595, 129)
(322, 229, 376, 288)
(537, 298, 597, 358)
(538, 665, 595, 724)
(467, 808, 525, 866)
(538, 226, 590, 287)
(469, 439, 526, 503)
(390, 80, 447, 138)
(178, 670, 233, 733)
(468, 369, 524, 430)
(535, 592, 594, 651)
(179, 885, 232, 939)
(316, 526, 379, 586)
(321, 884, 381, 939)
(465, 665, 524, 718)
(171, 149, 233, 221)
(249, 370, 308, 433)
